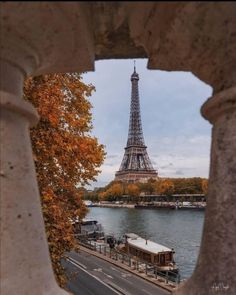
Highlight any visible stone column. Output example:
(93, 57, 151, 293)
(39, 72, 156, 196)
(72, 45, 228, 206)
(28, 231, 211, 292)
(175, 87, 236, 295)
(0, 60, 68, 294)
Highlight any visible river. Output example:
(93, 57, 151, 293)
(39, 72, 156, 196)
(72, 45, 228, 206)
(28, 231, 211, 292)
(87, 207, 205, 280)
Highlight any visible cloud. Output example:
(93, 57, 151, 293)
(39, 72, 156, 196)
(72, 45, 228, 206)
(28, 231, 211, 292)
(106, 154, 119, 159)
(175, 170, 184, 175)
(105, 163, 117, 167)
(160, 163, 174, 169)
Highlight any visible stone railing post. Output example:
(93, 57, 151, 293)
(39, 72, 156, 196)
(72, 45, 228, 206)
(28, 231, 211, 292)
(0, 60, 68, 294)
(175, 86, 236, 294)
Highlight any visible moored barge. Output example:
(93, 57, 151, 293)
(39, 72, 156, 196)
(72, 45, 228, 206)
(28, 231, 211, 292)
(118, 233, 178, 273)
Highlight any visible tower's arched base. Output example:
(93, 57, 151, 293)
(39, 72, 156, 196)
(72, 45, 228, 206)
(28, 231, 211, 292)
(115, 170, 158, 183)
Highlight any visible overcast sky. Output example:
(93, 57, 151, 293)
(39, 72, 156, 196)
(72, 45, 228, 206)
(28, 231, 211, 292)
(82, 59, 213, 188)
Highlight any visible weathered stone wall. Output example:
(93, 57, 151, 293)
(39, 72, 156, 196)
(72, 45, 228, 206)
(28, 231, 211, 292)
(1, 2, 235, 294)
(1, 2, 235, 90)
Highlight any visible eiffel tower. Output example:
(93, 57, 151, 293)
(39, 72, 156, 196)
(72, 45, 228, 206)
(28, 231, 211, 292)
(115, 62, 158, 183)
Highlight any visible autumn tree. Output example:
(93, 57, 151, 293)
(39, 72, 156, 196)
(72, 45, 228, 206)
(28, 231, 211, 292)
(171, 177, 203, 194)
(126, 183, 140, 203)
(24, 73, 105, 287)
(98, 191, 107, 201)
(108, 183, 123, 198)
(155, 179, 175, 196)
(97, 181, 124, 201)
(139, 178, 156, 195)
(84, 191, 99, 202)
(201, 179, 208, 195)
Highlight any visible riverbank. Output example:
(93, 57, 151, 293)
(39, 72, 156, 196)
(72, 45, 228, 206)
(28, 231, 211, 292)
(93, 203, 135, 208)
(90, 201, 206, 210)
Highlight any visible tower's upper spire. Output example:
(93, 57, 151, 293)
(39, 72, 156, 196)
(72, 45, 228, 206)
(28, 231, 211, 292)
(127, 63, 144, 146)
(131, 60, 139, 81)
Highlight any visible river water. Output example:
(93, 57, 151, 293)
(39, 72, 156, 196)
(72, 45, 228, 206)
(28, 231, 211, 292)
(87, 207, 205, 280)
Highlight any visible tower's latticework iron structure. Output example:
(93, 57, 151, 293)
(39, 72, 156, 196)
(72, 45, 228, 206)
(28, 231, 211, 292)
(115, 64, 158, 183)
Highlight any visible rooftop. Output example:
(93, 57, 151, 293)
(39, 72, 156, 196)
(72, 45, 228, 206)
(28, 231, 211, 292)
(127, 234, 172, 253)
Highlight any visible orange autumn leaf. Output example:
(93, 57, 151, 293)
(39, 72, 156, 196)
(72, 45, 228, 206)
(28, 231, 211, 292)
(24, 73, 105, 287)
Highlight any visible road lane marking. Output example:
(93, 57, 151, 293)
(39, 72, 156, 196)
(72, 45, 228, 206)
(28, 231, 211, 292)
(110, 267, 132, 278)
(66, 258, 122, 294)
(111, 266, 121, 272)
(93, 267, 103, 272)
(94, 267, 114, 279)
(67, 256, 87, 269)
(121, 273, 132, 278)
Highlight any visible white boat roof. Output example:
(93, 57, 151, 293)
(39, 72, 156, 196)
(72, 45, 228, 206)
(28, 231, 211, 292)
(69, 217, 98, 224)
(125, 233, 140, 239)
(82, 218, 97, 222)
(127, 234, 172, 253)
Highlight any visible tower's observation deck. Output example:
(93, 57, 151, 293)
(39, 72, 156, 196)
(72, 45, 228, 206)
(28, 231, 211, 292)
(115, 64, 158, 183)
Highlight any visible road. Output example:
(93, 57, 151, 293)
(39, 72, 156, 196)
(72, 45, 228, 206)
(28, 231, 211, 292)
(62, 250, 169, 295)
(62, 259, 119, 295)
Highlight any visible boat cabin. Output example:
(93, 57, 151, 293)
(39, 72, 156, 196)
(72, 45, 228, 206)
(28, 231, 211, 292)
(70, 218, 104, 240)
(124, 233, 176, 269)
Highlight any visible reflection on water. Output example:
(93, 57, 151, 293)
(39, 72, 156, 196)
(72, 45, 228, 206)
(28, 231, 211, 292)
(87, 207, 204, 279)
